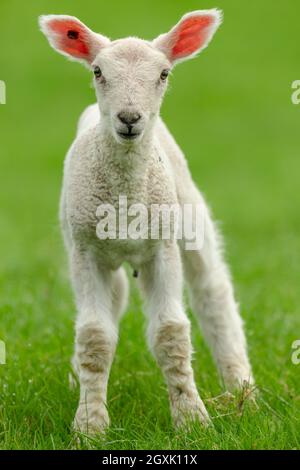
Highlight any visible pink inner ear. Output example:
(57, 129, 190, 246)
(48, 19, 91, 59)
(172, 16, 214, 60)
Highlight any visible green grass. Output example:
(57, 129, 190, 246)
(1, 0, 300, 450)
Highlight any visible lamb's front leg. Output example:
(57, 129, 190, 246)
(140, 241, 210, 428)
(71, 248, 117, 435)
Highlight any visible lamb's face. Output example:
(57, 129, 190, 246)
(93, 39, 170, 144)
(39, 10, 222, 145)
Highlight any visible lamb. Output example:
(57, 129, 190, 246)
(39, 9, 254, 435)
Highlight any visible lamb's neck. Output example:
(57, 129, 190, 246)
(96, 124, 155, 203)
(97, 124, 154, 180)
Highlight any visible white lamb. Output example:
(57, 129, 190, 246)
(39, 9, 253, 435)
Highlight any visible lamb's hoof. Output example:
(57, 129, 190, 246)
(224, 377, 258, 413)
(73, 403, 109, 436)
(237, 381, 258, 411)
(225, 375, 256, 395)
(172, 393, 211, 429)
(223, 368, 255, 391)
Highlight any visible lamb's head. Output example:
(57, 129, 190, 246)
(39, 10, 222, 145)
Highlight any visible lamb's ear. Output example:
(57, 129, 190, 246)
(39, 15, 110, 66)
(153, 9, 222, 65)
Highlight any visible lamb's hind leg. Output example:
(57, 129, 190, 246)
(181, 195, 253, 391)
(111, 267, 129, 321)
(70, 248, 120, 435)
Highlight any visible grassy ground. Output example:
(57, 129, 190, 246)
(0, 0, 300, 450)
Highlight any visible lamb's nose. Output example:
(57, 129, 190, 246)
(118, 111, 141, 126)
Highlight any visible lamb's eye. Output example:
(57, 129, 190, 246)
(160, 69, 170, 81)
(94, 66, 102, 79)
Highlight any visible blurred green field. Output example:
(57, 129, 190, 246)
(1, 0, 300, 450)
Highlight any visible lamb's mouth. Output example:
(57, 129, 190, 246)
(117, 131, 140, 141)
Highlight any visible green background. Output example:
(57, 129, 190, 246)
(0, 0, 300, 449)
